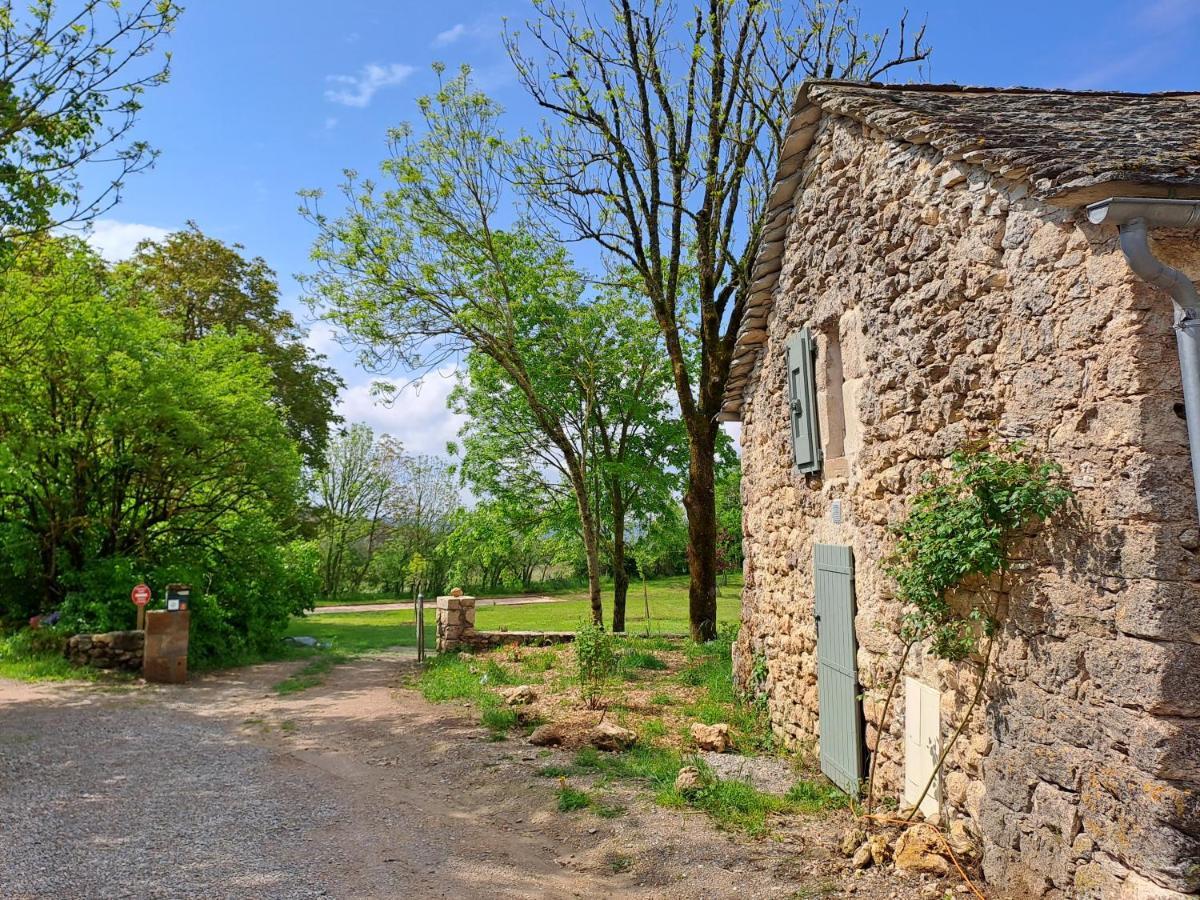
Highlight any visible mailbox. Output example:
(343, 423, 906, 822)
(165, 584, 191, 612)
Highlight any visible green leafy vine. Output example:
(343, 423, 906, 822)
(886, 442, 1074, 660)
(865, 442, 1074, 816)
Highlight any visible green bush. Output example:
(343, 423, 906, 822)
(575, 619, 617, 708)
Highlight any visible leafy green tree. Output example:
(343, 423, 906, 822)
(452, 283, 686, 630)
(0, 0, 180, 243)
(442, 503, 520, 592)
(118, 225, 343, 467)
(0, 238, 305, 654)
(315, 425, 396, 599)
(370, 454, 458, 597)
(302, 68, 613, 622)
(507, 0, 929, 639)
(715, 464, 743, 581)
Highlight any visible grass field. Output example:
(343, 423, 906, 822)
(474, 574, 742, 634)
(283, 614, 433, 653)
(287, 575, 743, 655)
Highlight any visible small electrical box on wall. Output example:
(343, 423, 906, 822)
(830, 499, 844, 524)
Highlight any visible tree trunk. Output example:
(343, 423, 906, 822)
(570, 468, 604, 625)
(683, 416, 719, 642)
(611, 485, 627, 633)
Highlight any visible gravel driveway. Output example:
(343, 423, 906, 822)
(0, 653, 943, 900)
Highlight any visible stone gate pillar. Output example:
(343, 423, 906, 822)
(435, 590, 476, 652)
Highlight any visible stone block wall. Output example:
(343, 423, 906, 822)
(66, 630, 144, 672)
(733, 114, 1200, 897)
(435, 594, 574, 652)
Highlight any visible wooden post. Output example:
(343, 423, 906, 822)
(136, 605, 146, 632)
(416, 592, 425, 662)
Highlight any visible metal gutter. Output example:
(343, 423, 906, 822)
(1088, 198, 1200, 521)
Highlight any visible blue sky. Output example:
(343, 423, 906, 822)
(85, 0, 1200, 457)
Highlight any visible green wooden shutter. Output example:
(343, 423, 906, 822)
(786, 329, 821, 473)
(814, 543, 863, 796)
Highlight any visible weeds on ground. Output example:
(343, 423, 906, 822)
(556, 784, 591, 811)
(272, 653, 348, 695)
(417, 653, 521, 739)
(555, 782, 626, 817)
(520, 650, 557, 673)
(420, 626, 846, 838)
(545, 744, 845, 837)
(607, 852, 634, 873)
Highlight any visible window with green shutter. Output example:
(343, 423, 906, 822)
(786, 328, 822, 473)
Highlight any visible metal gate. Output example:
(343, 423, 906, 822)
(814, 543, 863, 796)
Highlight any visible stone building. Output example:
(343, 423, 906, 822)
(721, 82, 1200, 898)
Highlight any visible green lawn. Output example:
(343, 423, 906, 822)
(289, 575, 743, 655)
(283, 613, 434, 653)
(474, 574, 742, 634)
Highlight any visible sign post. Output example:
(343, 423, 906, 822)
(416, 592, 425, 662)
(131, 583, 151, 630)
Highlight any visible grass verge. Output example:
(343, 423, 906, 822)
(0, 628, 132, 683)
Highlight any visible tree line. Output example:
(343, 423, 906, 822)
(303, 0, 928, 638)
(0, 0, 927, 651)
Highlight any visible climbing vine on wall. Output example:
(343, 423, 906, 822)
(885, 442, 1074, 660)
(865, 442, 1074, 816)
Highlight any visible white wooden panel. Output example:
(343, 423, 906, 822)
(903, 677, 941, 818)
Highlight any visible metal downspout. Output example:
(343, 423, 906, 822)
(1087, 198, 1200, 522)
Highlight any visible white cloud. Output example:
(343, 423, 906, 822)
(323, 116, 339, 131)
(431, 18, 499, 48)
(86, 219, 172, 261)
(303, 322, 341, 358)
(336, 371, 464, 458)
(324, 63, 415, 108)
(433, 23, 467, 46)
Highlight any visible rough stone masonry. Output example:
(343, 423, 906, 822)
(724, 82, 1200, 899)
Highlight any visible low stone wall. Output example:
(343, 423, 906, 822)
(66, 630, 144, 671)
(435, 593, 574, 652)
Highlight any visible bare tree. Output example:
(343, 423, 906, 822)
(507, 0, 929, 639)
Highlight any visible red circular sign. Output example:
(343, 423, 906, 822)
(131, 584, 152, 606)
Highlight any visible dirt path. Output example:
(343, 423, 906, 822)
(0, 654, 949, 899)
(311, 595, 565, 615)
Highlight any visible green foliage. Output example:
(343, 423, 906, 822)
(556, 785, 591, 812)
(783, 779, 851, 814)
(0, 627, 113, 682)
(619, 648, 667, 671)
(0, 1, 179, 244)
(0, 238, 313, 665)
(414, 652, 521, 738)
(479, 703, 519, 738)
(418, 653, 493, 703)
(886, 443, 1074, 660)
(117, 225, 343, 467)
(574, 618, 617, 708)
(715, 464, 744, 574)
(521, 650, 557, 673)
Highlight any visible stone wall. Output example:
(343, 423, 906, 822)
(733, 114, 1200, 897)
(66, 630, 144, 672)
(435, 595, 573, 652)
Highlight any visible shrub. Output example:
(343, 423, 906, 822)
(574, 619, 617, 709)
